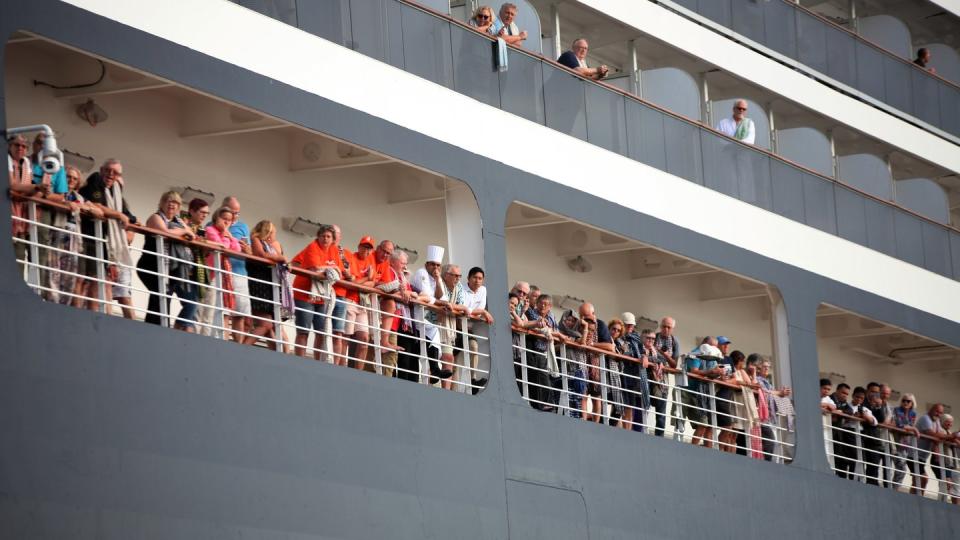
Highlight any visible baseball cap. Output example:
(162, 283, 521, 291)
(717, 336, 731, 345)
(620, 312, 636, 325)
(358, 235, 375, 248)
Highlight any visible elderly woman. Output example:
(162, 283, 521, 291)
(55, 165, 103, 307)
(469, 5, 496, 35)
(245, 220, 287, 348)
(606, 319, 629, 427)
(892, 393, 920, 493)
(137, 191, 196, 329)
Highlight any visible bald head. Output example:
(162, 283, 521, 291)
(732, 99, 748, 121)
(659, 316, 676, 337)
(578, 302, 596, 319)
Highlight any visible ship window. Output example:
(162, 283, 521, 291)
(505, 202, 794, 464)
(816, 304, 960, 499)
(5, 37, 489, 395)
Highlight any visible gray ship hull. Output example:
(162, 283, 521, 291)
(1, 1, 958, 538)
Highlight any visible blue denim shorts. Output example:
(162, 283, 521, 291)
(330, 297, 347, 333)
(294, 299, 325, 333)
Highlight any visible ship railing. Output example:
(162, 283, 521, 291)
(511, 326, 796, 463)
(9, 194, 491, 394)
(823, 409, 960, 502)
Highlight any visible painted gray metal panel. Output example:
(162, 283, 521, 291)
(835, 186, 869, 245)
(2, 2, 960, 539)
(825, 24, 858, 88)
(801, 173, 838, 234)
(864, 198, 897, 257)
(296, 0, 351, 47)
(883, 55, 913, 116)
(400, 3, 454, 88)
(350, 0, 405, 69)
(498, 49, 545, 125)
(762, 0, 798, 58)
(893, 210, 926, 267)
(664, 116, 704, 185)
(737, 147, 773, 210)
(769, 160, 806, 223)
(796, 11, 829, 76)
(730, 0, 765, 46)
(912, 67, 942, 127)
(700, 129, 740, 198)
(920, 221, 951, 277)
(939, 84, 960, 137)
(855, 40, 886, 102)
(451, 25, 502, 109)
(541, 63, 588, 140)
(585, 84, 628, 155)
(625, 100, 667, 171)
(952, 230, 960, 280)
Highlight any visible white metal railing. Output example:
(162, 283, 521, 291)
(10, 195, 490, 394)
(512, 328, 797, 463)
(824, 410, 960, 503)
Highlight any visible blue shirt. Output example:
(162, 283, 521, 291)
(227, 221, 250, 276)
(685, 354, 717, 393)
(32, 163, 68, 194)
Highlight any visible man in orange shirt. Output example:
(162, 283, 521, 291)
(290, 224, 344, 360)
(373, 239, 394, 282)
(344, 235, 376, 370)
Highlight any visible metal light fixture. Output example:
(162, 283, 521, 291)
(284, 216, 324, 237)
(179, 186, 216, 206)
(76, 99, 108, 127)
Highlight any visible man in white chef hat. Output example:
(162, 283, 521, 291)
(411, 244, 457, 388)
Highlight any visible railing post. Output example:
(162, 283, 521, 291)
(271, 264, 283, 352)
(417, 305, 428, 385)
(882, 430, 893, 489)
(824, 415, 835, 470)
(853, 422, 864, 483)
(93, 220, 107, 313)
(211, 253, 224, 340)
(519, 337, 529, 401)
(156, 235, 169, 328)
(598, 353, 608, 425)
(912, 440, 921, 496)
(26, 202, 40, 290)
(371, 296, 383, 375)
(708, 381, 719, 451)
(558, 343, 569, 417)
(458, 315, 470, 393)
(673, 379, 684, 442)
(937, 441, 947, 502)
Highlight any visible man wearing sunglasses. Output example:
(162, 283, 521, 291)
(715, 99, 756, 145)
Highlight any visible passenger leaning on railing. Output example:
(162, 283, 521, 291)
(684, 339, 724, 448)
(203, 206, 241, 330)
(246, 219, 288, 348)
(137, 190, 197, 330)
(917, 403, 947, 494)
(524, 294, 561, 412)
(942, 414, 960, 504)
(221, 197, 253, 344)
(343, 235, 376, 371)
(79, 160, 137, 317)
(618, 313, 649, 433)
(891, 393, 920, 493)
(376, 249, 420, 382)
(862, 390, 888, 486)
(53, 165, 103, 307)
(606, 319, 628, 427)
(290, 223, 341, 361)
(579, 303, 614, 423)
(184, 199, 215, 335)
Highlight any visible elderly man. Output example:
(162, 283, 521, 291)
(494, 3, 527, 45)
(79, 159, 137, 318)
(557, 38, 609, 80)
(376, 249, 419, 380)
(525, 293, 561, 411)
(220, 197, 253, 343)
(373, 239, 394, 281)
(577, 302, 614, 423)
(715, 99, 756, 145)
(684, 337, 725, 448)
(8, 135, 38, 275)
(411, 245, 457, 386)
(756, 359, 791, 461)
(435, 263, 469, 390)
(917, 403, 947, 492)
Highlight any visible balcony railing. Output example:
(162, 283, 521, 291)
(660, 0, 960, 139)
(824, 409, 959, 502)
(512, 326, 797, 463)
(9, 194, 491, 393)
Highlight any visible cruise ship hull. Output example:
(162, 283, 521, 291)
(1, 1, 958, 538)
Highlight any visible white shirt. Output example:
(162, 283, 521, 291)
(463, 285, 487, 313)
(715, 117, 756, 144)
(411, 267, 440, 343)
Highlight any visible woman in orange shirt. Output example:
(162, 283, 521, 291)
(291, 224, 342, 359)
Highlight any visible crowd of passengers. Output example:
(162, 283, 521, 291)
(820, 379, 960, 502)
(506, 281, 794, 461)
(8, 143, 495, 391)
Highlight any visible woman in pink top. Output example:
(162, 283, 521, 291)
(204, 206, 242, 318)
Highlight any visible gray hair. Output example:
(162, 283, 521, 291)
(441, 263, 460, 276)
(943, 414, 954, 424)
(390, 249, 407, 262)
(100, 158, 121, 171)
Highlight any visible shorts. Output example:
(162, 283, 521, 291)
(294, 299, 326, 333)
(681, 390, 707, 425)
(330, 297, 347, 333)
(231, 275, 252, 316)
(112, 266, 132, 299)
(948, 470, 959, 497)
(343, 299, 369, 335)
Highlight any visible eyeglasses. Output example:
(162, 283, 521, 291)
(643, 336, 655, 340)
(447, 273, 461, 278)
(10, 143, 28, 149)
(103, 168, 122, 177)
(902, 399, 912, 403)
(477, 14, 490, 20)
(516, 290, 528, 296)
(734, 107, 747, 111)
